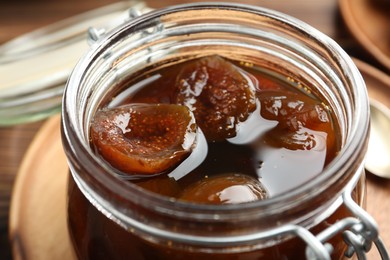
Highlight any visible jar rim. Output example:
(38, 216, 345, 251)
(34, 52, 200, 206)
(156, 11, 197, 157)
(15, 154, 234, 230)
(62, 2, 369, 220)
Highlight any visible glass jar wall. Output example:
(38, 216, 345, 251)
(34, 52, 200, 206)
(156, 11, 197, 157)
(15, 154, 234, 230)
(61, 3, 375, 259)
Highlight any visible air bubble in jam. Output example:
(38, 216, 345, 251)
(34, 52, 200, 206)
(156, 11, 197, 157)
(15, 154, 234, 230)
(90, 55, 340, 203)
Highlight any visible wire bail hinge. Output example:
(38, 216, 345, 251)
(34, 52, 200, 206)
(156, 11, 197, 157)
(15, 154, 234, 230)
(304, 189, 389, 259)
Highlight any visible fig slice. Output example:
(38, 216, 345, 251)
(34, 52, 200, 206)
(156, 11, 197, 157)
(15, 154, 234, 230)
(258, 89, 334, 151)
(174, 55, 257, 141)
(90, 103, 197, 175)
(258, 89, 330, 131)
(179, 173, 268, 205)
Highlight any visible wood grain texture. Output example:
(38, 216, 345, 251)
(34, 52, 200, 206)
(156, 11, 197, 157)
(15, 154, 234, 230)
(9, 115, 76, 260)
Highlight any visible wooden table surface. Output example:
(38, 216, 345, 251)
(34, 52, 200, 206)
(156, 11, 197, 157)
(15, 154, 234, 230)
(0, 0, 389, 259)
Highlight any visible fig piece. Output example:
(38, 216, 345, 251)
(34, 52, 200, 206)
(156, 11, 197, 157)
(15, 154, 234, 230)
(263, 126, 318, 151)
(179, 173, 268, 205)
(91, 104, 197, 175)
(258, 90, 330, 129)
(174, 55, 256, 141)
(258, 89, 334, 151)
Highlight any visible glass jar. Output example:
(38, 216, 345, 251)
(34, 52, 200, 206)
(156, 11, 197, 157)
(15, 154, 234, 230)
(0, 0, 148, 126)
(61, 3, 387, 259)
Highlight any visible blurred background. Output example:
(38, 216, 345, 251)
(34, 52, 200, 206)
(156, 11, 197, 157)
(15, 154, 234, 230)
(0, 0, 388, 259)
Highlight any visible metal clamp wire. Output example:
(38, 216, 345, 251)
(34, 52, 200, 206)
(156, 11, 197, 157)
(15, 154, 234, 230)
(342, 177, 388, 259)
(306, 165, 389, 259)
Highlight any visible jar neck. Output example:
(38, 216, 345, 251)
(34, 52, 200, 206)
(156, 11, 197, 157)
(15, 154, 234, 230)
(61, 1, 369, 246)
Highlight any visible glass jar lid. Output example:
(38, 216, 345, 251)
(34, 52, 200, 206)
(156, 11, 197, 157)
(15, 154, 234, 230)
(0, 0, 149, 126)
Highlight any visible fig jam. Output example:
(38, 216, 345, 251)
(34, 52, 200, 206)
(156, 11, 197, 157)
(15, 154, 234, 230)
(67, 55, 356, 259)
(90, 55, 340, 200)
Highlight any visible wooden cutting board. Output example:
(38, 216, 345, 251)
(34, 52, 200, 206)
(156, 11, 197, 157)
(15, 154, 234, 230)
(8, 59, 390, 259)
(9, 114, 76, 260)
